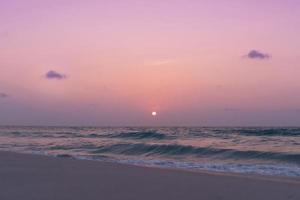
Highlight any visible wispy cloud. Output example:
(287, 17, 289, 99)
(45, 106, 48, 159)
(45, 70, 67, 80)
(245, 50, 270, 60)
(0, 93, 8, 98)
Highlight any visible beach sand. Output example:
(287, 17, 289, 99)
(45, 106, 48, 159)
(0, 151, 299, 200)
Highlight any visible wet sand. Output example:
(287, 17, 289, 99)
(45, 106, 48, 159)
(0, 151, 299, 200)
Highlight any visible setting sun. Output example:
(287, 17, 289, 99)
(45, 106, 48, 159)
(151, 111, 157, 116)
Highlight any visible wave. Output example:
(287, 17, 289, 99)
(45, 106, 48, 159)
(55, 154, 74, 158)
(88, 131, 169, 140)
(4, 128, 300, 139)
(1, 130, 170, 140)
(118, 159, 300, 177)
(92, 143, 300, 164)
(234, 128, 300, 136)
(1, 131, 79, 138)
(2, 131, 26, 137)
(110, 131, 168, 140)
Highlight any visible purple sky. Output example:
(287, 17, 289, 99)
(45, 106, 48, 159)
(1, 0, 300, 126)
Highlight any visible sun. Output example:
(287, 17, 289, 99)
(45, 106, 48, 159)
(151, 111, 157, 116)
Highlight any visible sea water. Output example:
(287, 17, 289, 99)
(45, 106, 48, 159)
(0, 126, 299, 177)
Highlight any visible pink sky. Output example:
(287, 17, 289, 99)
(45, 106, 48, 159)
(1, 0, 300, 126)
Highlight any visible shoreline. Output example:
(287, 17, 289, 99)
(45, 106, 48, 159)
(2, 149, 300, 182)
(0, 151, 299, 200)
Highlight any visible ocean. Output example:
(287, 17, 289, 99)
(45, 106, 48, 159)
(0, 126, 299, 177)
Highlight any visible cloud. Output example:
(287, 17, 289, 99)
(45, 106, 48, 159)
(245, 50, 270, 60)
(0, 93, 8, 98)
(45, 70, 67, 80)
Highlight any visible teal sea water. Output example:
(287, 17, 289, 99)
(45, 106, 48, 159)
(0, 126, 299, 177)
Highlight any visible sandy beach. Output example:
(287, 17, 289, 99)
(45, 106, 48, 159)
(0, 151, 299, 200)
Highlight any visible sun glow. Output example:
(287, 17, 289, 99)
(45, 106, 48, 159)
(151, 111, 157, 116)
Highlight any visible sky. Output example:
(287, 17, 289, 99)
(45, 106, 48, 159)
(1, 0, 300, 126)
